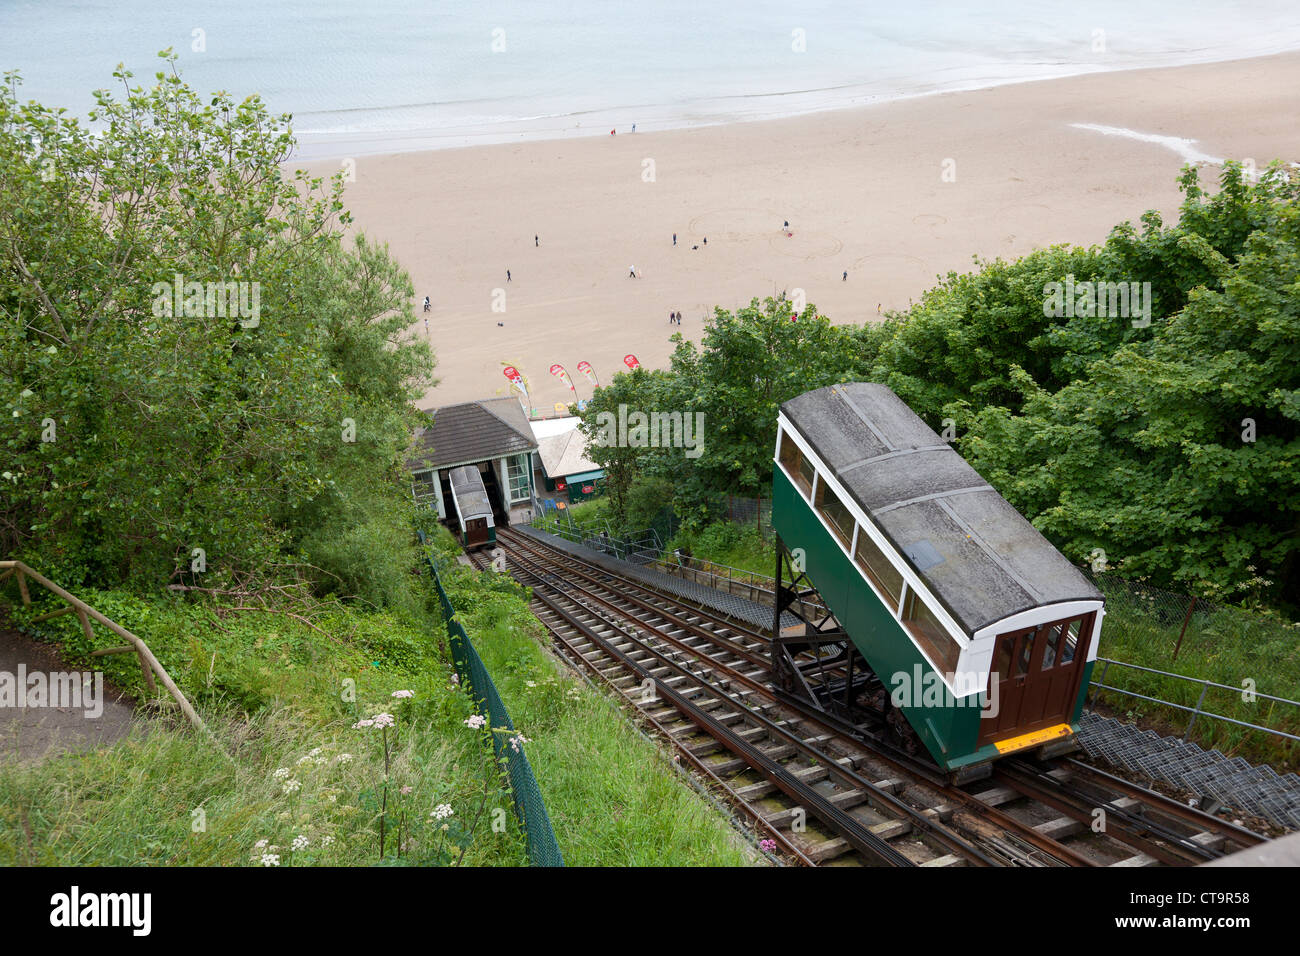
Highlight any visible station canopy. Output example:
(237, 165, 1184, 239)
(780, 383, 1102, 636)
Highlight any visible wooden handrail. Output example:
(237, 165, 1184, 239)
(0, 560, 209, 737)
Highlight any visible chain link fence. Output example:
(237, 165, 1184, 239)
(718, 494, 773, 538)
(417, 531, 564, 867)
(1081, 567, 1300, 765)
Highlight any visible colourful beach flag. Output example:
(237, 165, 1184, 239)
(503, 365, 530, 406)
(623, 354, 641, 371)
(576, 360, 600, 388)
(549, 363, 579, 403)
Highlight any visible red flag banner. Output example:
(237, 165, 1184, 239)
(623, 354, 641, 370)
(576, 360, 600, 388)
(502, 365, 530, 406)
(549, 364, 578, 401)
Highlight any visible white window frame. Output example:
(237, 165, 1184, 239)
(506, 453, 531, 504)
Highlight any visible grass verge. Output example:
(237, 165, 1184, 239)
(0, 524, 757, 866)
(426, 530, 757, 866)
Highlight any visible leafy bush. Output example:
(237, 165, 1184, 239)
(0, 57, 434, 608)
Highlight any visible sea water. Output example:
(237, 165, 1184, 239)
(2, 0, 1298, 158)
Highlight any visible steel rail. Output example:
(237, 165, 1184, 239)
(501, 533, 1107, 865)
(503, 541, 1001, 866)
(1057, 758, 1266, 849)
(501, 528, 777, 653)
(467, 550, 816, 865)
(993, 761, 1253, 865)
(495, 529, 1267, 865)
(515, 561, 915, 865)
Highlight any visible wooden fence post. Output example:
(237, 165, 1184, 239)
(1172, 595, 1197, 662)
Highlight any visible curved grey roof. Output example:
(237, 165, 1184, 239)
(780, 383, 1101, 636)
(449, 466, 494, 523)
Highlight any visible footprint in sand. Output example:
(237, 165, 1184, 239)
(998, 203, 1051, 220)
(769, 232, 843, 259)
(851, 252, 934, 290)
(912, 213, 947, 228)
(688, 206, 785, 241)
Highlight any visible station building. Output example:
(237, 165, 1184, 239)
(531, 417, 605, 504)
(407, 397, 539, 527)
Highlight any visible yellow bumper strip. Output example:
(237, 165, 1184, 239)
(993, 723, 1074, 755)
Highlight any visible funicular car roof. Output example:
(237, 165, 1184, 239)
(449, 465, 494, 522)
(780, 383, 1102, 636)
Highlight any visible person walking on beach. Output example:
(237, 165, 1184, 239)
(507, 269, 512, 282)
(629, 265, 637, 278)
(422, 295, 431, 313)
(535, 235, 539, 247)
(843, 270, 848, 282)
(783, 220, 789, 230)
(702, 236, 707, 246)
(673, 233, 677, 246)
(669, 310, 674, 324)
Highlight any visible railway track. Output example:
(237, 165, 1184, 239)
(473, 526, 1265, 867)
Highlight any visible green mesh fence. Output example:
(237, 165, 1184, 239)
(418, 532, 564, 867)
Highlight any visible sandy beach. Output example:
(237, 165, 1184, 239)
(309, 52, 1300, 413)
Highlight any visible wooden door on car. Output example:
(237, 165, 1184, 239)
(466, 518, 490, 547)
(978, 612, 1094, 747)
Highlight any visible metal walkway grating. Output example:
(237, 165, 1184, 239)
(513, 524, 801, 631)
(1078, 711, 1300, 831)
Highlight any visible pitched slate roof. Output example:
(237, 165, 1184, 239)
(407, 397, 537, 471)
(536, 426, 600, 480)
(779, 382, 1102, 636)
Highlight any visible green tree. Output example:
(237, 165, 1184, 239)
(960, 163, 1300, 607)
(661, 296, 858, 513)
(0, 55, 435, 599)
